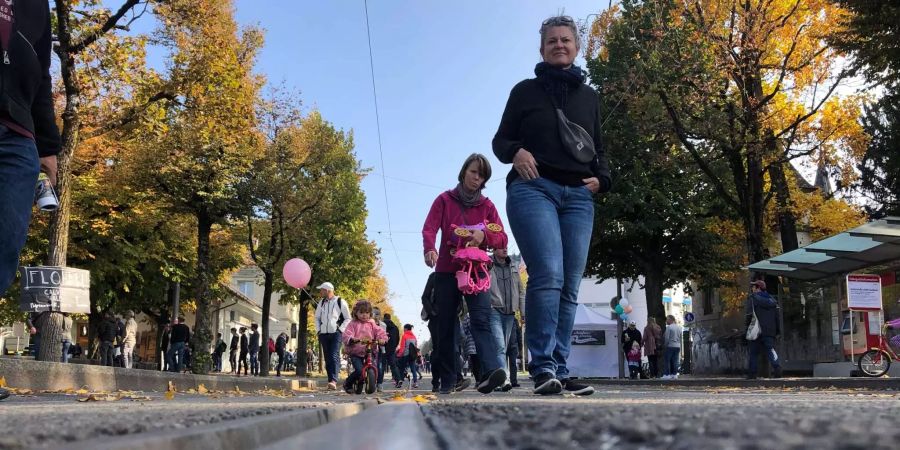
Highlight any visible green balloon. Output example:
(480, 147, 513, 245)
(614, 304, 624, 314)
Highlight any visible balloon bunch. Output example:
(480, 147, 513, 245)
(612, 298, 634, 322)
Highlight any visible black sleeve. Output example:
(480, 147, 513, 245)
(589, 90, 612, 193)
(32, 3, 61, 157)
(492, 82, 525, 163)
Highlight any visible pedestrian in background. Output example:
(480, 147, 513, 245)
(396, 324, 419, 389)
(662, 315, 682, 380)
(314, 282, 351, 390)
(383, 313, 401, 387)
(643, 318, 662, 378)
(228, 327, 239, 374)
(275, 331, 288, 377)
(98, 312, 118, 367)
(167, 316, 190, 372)
(461, 314, 480, 382)
(489, 239, 525, 392)
(213, 332, 226, 372)
(249, 323, 261, 376)
(238, 327, 249, 376)
(622, 320, 642, 369)
(160, 322, 171, 371)
(507, 318, 522, 387)
(61, 313, 73, 363)
(372, 307, 388, 391)
(626, 341, 642, 379)
(123, 311, 137, 369)
(493, 15, 611, 396)
(745, 280, 782, 379)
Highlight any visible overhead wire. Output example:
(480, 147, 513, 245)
(363, 0, 416, 302)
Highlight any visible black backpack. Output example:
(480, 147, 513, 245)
(215, 341, 227, 354)
(408, 341, 419, 361)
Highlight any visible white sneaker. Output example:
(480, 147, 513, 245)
(661, 375, 672, 380)
(672, 374, 679, 380)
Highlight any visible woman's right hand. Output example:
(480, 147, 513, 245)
(424, 251, 438, 268)
(513, 148, 539, 180)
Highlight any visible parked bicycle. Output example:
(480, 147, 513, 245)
(858, 319, 900, 377)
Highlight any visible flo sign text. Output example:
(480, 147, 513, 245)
(19, 266, 90, 314)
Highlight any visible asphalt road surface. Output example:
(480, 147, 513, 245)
(424, 385, 900, 450)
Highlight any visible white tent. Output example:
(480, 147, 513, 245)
(567, 304, 620, 378)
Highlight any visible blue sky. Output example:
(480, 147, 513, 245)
(224, 1, 613, 340)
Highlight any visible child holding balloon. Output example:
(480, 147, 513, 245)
(626, 341, 642, 379)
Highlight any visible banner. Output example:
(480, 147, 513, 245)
(19, 266, 90, 314)
(571, 329, 606, 345)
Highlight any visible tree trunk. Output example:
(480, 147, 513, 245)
(190, 213, 214, 374)
(35, 1, 83, 364)
(259, 269, 274, 376)
(296, 297, 309, 376)
(642, 264, 666, 326)
(769, 162, 800, 253)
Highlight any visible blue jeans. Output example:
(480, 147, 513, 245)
(100, 340, 115, 367)
(319, 332, 342, 383)
(748, 336, 780, 377)
(663, 347, 680, 376)
(431, 273, 505, 388)
(62, 340, 71, 363)
(399, 356, 419, 382)
(167, 341, 186, 372)
(507, 177, 594, 380)
(491, 310, 516, 374)
(0, 125, 40, 296)
(249, 350, 259, 375)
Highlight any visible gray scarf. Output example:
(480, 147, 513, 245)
(454, 183, 483, 208)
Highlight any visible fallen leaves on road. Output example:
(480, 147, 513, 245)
(390, 393, 436, 404)
(198, 384, 209, 394)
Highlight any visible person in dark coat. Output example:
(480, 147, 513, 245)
(384, 314, 401, 384)
(238, 327, 249, 376)
(622, 321, 642, 355)
(97, 312, 118, 367)
(745, 280, 782, 379)
(275, 332, 288, 376)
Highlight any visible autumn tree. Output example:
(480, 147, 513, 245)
(30, 0, 172, 361)
(591, 0, 867, 269)
(134, 0, 263, 373)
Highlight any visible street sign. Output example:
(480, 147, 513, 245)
(847, 274, 881, 311)
(684, 312, 695, 323)
(19, 266, 90, 314)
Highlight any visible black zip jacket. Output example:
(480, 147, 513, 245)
(493, 78, 611, 191)
(1, 1, 60, 156)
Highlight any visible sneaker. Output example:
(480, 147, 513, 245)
(343, 382, 354, 394)
(477, 369, 507, 394)
(394, 380, 403, 389)
(454, 378, 472, 392)
(498, 382, 513, 392)
(510, 382, 520, 388)
(561, 379, 594, 396)
(376, 384, 383, 393)
(327, 381, 337, 391)
(432, 385, 440, 393)
(0, 388, 9, 401)
(412, 383, 419, 389)
(532, 372, 562, 395)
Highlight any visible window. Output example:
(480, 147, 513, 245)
(702, 288, 714, 315)
(229, 310, 236, 322)
(238, 281, 254, 297)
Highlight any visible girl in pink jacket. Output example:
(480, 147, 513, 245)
(342, 300, 388, 393)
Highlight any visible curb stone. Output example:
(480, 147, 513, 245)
(56, 400, 378, 450)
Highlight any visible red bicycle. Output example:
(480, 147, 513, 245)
(353, 340, 380, 395)
(858, 323, 900, 377)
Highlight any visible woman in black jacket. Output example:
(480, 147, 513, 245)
(492, 15, 611, 396)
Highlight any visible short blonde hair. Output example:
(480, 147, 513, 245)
(540, 15, 581, 50)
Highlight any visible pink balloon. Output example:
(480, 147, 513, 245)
(624, 305, 634, 314)
(283, 258, 311, 289)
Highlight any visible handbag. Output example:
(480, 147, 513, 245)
(545, 91, 596, 163)
(746, 299, 761, 341)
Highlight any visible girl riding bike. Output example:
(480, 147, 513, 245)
(342, 300, 388, 394)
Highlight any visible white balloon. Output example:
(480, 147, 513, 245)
(619, 298, 630, 307)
